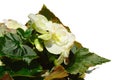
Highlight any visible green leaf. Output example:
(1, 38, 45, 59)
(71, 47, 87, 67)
(14, 66, 42, 77)
(0, 32, 37, 64)
(0, 58, 43, 78)
(39, 5, 62, 24)
(16, 28, 33, 40)
(0, 66, 6, 77)
(24, 28, 33, 38)
(0, 65, 42, 79)
(67, 47, 110, 74)
(71, 41, 83, 54)
(16, 28, 25, 40)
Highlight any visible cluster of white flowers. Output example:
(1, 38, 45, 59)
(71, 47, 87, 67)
(28, 14, 75, 56)
(1, 14, 75, 65)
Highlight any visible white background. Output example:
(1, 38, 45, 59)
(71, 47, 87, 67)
(0, 0, 120, 80)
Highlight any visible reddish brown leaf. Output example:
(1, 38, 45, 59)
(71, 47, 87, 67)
(0, 72, 13, 80)
(45, 65, 68, 80)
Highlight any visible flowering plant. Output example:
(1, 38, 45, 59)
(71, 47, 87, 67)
(0, 5, 110, 80)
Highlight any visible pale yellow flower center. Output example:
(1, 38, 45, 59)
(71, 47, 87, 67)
(52, 33, 61, 42)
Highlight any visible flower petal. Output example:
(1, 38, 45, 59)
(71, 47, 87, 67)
(5, 19, 27, 31)
(38, 33, 52, 40)
(44, 40, 63, 54)
(28, 14, 49, 34)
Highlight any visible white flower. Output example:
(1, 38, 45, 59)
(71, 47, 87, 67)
(28, 14, 50, 34)
(28, 14, 75, 64)
(4, 19, 27, 31)
(0, 60, 4, 66)
(44, 23, 75, 57)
